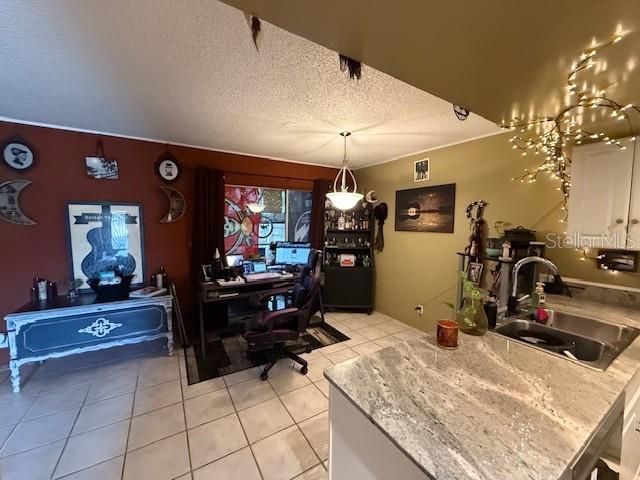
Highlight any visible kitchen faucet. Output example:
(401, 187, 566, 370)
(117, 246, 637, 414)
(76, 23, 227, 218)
(507, 256, 563, 315)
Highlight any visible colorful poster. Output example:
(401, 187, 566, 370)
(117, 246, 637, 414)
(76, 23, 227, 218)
(223, 186, 261, 257)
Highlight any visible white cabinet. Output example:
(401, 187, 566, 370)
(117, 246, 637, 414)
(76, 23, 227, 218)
(567, 138, 637, 249)
(620, 370, 640, 480)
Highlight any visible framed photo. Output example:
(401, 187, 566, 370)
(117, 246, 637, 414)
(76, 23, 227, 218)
(413, 158, 429, 182)
(395, 183, 456, 233)
(85, 156, 119, 180)
(3, 140, 35, 171)
(201, 264, 213, 282)
(467, 262, 484, 285)
(155, 151, 182, 183)
(66, 202, 145, 290)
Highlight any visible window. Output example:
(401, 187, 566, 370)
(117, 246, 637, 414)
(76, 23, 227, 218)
(223, 185, 312, 260)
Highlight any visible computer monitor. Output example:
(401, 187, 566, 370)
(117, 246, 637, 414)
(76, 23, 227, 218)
(226, 254, 243, 268)
(252, 260, 267, 273)
(275, 242, 311, 265)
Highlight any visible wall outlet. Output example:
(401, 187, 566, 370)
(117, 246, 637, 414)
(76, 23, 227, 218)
(414, 304, 424, 316)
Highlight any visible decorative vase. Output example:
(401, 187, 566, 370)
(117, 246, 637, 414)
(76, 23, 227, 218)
(456, 296, 488, 336)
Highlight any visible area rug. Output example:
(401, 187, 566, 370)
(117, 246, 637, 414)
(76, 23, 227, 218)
(183, 316, 349, 385)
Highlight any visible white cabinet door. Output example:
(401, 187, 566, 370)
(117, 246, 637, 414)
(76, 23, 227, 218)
(568, 140, 634, 249)
(626, 139, 640, 250)
(620, 370, 640, 479)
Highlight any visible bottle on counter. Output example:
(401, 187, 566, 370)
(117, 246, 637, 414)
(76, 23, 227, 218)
(531, 282, 545, 308)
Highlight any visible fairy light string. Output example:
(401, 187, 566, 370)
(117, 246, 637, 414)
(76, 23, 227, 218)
(501, 32, 640, 222)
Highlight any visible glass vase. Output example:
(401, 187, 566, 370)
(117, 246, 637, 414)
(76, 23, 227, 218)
(456, 296, 488, 336)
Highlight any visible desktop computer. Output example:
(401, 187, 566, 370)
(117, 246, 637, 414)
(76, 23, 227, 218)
(226, 254, 244, 268)
(275, 242, 311, 266)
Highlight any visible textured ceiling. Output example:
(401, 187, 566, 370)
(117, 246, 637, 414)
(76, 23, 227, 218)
(222, 0, 640, 138)
(0, 0, 498, 169)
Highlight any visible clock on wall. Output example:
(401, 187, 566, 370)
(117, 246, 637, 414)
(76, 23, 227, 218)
(155, 150, 181, 183)
(3, 140, 35, 171)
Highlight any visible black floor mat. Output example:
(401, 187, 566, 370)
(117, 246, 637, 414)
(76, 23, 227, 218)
(183, 316, 350, 385)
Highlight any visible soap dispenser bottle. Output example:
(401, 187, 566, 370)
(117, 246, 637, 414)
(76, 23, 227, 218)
(531, 282, 544, 309)
(531, 282, 545, 308)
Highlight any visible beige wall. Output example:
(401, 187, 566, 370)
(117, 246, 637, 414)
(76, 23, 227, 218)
(356, 132, 640, 331)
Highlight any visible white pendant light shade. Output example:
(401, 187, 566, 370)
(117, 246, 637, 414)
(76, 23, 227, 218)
(326, 132, 363, 211)
(327, 190, 363, 210)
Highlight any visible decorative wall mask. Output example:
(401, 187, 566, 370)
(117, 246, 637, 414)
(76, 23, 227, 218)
(465, 200, 488, 222)
(3, 140, 35, 171)
(250, 15, 261, 51)
(465, 200, 488, 257)
(453, 105, 470, 121)
(373, 202, 388, 252)
(339, 54, 362, 81)
(85, 140, 118, 180)
(160, 186, 186, 223)
(0, 179, 36, 225)
(155, 149, 181, 183)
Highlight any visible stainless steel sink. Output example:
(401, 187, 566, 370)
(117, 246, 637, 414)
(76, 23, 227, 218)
(545, 310, 634, 345)
(493, 311, 640, 370)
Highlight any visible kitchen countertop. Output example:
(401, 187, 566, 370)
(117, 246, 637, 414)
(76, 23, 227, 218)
(324, 297, 640, 480)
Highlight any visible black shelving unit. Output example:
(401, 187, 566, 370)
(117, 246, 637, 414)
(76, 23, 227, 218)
(322, 203, 373, 313)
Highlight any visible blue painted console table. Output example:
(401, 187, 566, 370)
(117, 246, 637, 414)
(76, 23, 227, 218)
(2, 294, 173, 392)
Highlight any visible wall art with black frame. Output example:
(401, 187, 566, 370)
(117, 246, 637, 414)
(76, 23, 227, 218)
(395, 183, 456, 233)
(66, 202, 145, 290)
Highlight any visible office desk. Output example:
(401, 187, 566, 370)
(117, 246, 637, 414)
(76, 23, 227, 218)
(197, 274, 298, 358)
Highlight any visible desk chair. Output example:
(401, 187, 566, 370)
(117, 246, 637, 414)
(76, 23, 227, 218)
(244, 250, 323, 380)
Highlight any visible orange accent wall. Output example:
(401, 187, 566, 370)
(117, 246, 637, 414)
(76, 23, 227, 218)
(0, 121, 337, 366)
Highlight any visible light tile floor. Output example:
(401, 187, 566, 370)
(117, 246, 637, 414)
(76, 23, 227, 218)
(0, 311, 425, 480)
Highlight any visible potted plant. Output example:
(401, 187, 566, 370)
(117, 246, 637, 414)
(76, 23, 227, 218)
(449, 271, 488, 336)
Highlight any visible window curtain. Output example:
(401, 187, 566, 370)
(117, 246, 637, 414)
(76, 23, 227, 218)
(190, 167, 229, 332)
(191, 167, 225, 275)
(309, 179, 330, 250)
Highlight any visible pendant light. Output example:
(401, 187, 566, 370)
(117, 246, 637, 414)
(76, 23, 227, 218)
(326, 132, 363, 210)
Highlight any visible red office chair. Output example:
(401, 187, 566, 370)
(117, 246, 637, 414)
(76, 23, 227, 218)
(244, 250, 323, 380)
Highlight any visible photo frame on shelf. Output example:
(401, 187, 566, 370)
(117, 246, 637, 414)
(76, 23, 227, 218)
(66, 202, 145, 290)
(467, 261, 484, 285)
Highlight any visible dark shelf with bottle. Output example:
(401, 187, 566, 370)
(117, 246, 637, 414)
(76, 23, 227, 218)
(326, 229, 371, 234)
(322, 204, 373, 314)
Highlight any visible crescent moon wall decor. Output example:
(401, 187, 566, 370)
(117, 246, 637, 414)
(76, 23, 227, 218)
(0, 179, 37, 225)
(365, 190, 379, 204)
(160, 186, 186, 223)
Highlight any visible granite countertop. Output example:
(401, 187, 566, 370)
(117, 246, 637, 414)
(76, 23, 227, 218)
(324, 297, 640, 480)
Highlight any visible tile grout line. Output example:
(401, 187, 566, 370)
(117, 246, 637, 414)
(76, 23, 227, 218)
(177, 356, 195, 479)
(120, 357, 144, 480)
(271, 368, 327, 478)
(47, 382, 89, 480)
(225, 375, 266, 480)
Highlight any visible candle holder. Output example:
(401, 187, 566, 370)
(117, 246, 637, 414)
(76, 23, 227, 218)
(437, 320, 459, 349)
